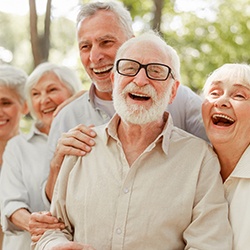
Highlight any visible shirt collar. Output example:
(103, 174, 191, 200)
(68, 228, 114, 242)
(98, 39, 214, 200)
(87, 83, 96, 108)
(25, 123, 48, 141)
(102, 112, 173, 155)
(230, 145, 250, 179)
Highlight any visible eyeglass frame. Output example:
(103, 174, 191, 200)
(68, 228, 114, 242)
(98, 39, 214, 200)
(116, 58, 175, 81)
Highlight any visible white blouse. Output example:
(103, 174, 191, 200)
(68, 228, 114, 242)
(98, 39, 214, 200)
(224, 145, 250, 250)
(0, 124, 50, 250)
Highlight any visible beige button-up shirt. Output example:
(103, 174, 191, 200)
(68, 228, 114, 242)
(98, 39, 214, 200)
(35, 114, 232, 250)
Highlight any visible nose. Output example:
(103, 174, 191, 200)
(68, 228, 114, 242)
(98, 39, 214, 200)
(133, 68, 150, 87)
(40, 92, 50, 104)
(89, 45, 104, 64)
(214, 95, 231, 108)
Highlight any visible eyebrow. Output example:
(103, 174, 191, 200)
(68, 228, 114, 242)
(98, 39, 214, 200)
(233, 83, 250, 91)
(80, 34, 117, 44)
(211, 81, 250, 91)
(96, 34, 117, 42)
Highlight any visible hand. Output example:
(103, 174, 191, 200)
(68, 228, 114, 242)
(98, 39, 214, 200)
(56, 124, 97, 158)
(51, 242, 95, 250)
(29, 211, 65, 242)
(51, 124, 97, 170)
(53, 90, 87, 117)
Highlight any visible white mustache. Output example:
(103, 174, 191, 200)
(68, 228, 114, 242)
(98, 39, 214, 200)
(121, 82, 157, 100)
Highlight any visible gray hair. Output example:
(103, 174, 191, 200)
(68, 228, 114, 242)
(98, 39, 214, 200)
(25, 62, 82, 120)
(76, 1, 134, 39)
(203, 63, 250, 96)
(0, 64, 28, 104)
(114, 30, 181, 81)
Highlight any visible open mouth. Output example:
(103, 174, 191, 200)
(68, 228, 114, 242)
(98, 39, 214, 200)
(0, 120, 8, 125)
(93, 65, 113, 75)
(212, 114, 235, 126)
(129, 93, 150, 101)
(43, 107, 57, 114)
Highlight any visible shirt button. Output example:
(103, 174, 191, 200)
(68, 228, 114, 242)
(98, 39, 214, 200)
(123, 187, 129, 194)
(116, 228, 122, 234)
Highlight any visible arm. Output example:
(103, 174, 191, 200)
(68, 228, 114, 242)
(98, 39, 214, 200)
(183, 149, 232, 248)
(34, 156, 80, 250)
(45, 124, 97, 202)
(9, 208, 31, 231)
(0, 140, 31, 233)
(31, 125, 97, 243)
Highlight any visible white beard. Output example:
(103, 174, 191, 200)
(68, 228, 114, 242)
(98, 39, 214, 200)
(113, 81, 172, 125)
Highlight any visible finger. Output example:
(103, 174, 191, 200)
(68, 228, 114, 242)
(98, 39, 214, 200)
(58, 133, 95, 151)
(30, 212, 59, 224)
(31, 234, 41, 242)
(30, 223, 65, 236)
(69, 124, 97, 138)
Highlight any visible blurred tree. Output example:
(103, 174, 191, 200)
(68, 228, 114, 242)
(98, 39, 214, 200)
(29, 0, 51, 67)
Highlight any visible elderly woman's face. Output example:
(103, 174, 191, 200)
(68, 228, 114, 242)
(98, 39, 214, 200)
(31, 72, 72, 129)
(0, 86, 26, 141)
(202, 80, 250, 146)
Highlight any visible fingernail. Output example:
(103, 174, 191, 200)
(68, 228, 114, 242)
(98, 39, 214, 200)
(90, 131, 96, 136)
(89, 140, 95, 145)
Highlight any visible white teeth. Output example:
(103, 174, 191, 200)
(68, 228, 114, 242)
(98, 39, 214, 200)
(131, 93, 149, 98)
(212, 114, 235, 122)
(43, 107, 56, 114)
(93, 65, 113, 73)
(0, 120, 7, 125)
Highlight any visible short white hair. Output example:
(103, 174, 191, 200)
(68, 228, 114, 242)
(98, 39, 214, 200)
(203, 63, 250, 96)
(0, 64, 27, 104)
(25, 62, 82, 120)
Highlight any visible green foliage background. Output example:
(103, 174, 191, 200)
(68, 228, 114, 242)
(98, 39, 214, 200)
(0, 0, 249, 94)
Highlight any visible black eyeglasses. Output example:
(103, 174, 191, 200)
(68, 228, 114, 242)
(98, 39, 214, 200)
(116, 59, 175, 81)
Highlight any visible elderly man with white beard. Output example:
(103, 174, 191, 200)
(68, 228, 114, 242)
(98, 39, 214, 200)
(34, 31, 232, 250)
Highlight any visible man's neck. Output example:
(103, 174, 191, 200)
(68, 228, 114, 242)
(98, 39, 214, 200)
(117, 117, 166, 166)
(94, 88, 113, 101)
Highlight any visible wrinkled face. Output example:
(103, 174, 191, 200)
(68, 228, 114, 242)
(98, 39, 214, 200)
(0, 86, 25, 141)
(112, 40, 178, 124)
(31, 72, 72, 129)
(202, 80, 250, 147)
(77, 10, 129, 97)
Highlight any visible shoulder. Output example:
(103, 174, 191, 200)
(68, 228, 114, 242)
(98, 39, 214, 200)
(50, 92, 90, 132)
(174, 84, 202, 104)
(171, 127, 212, 153)
(56, 92, 89, 118)
(5, 133, 27, 149)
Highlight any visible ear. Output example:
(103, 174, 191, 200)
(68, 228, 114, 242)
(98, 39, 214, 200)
(168, 80, 180, 104)
(21, 101, 29, 115)
(110, 71, 115, 89)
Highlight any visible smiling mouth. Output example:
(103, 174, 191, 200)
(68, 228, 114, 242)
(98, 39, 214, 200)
(129, 93, 151, 101)
(43, 107, 56, 114)
(93, 65, 113, 75)
(212, 114, 235, 126)
(0, 120, 8, 125)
